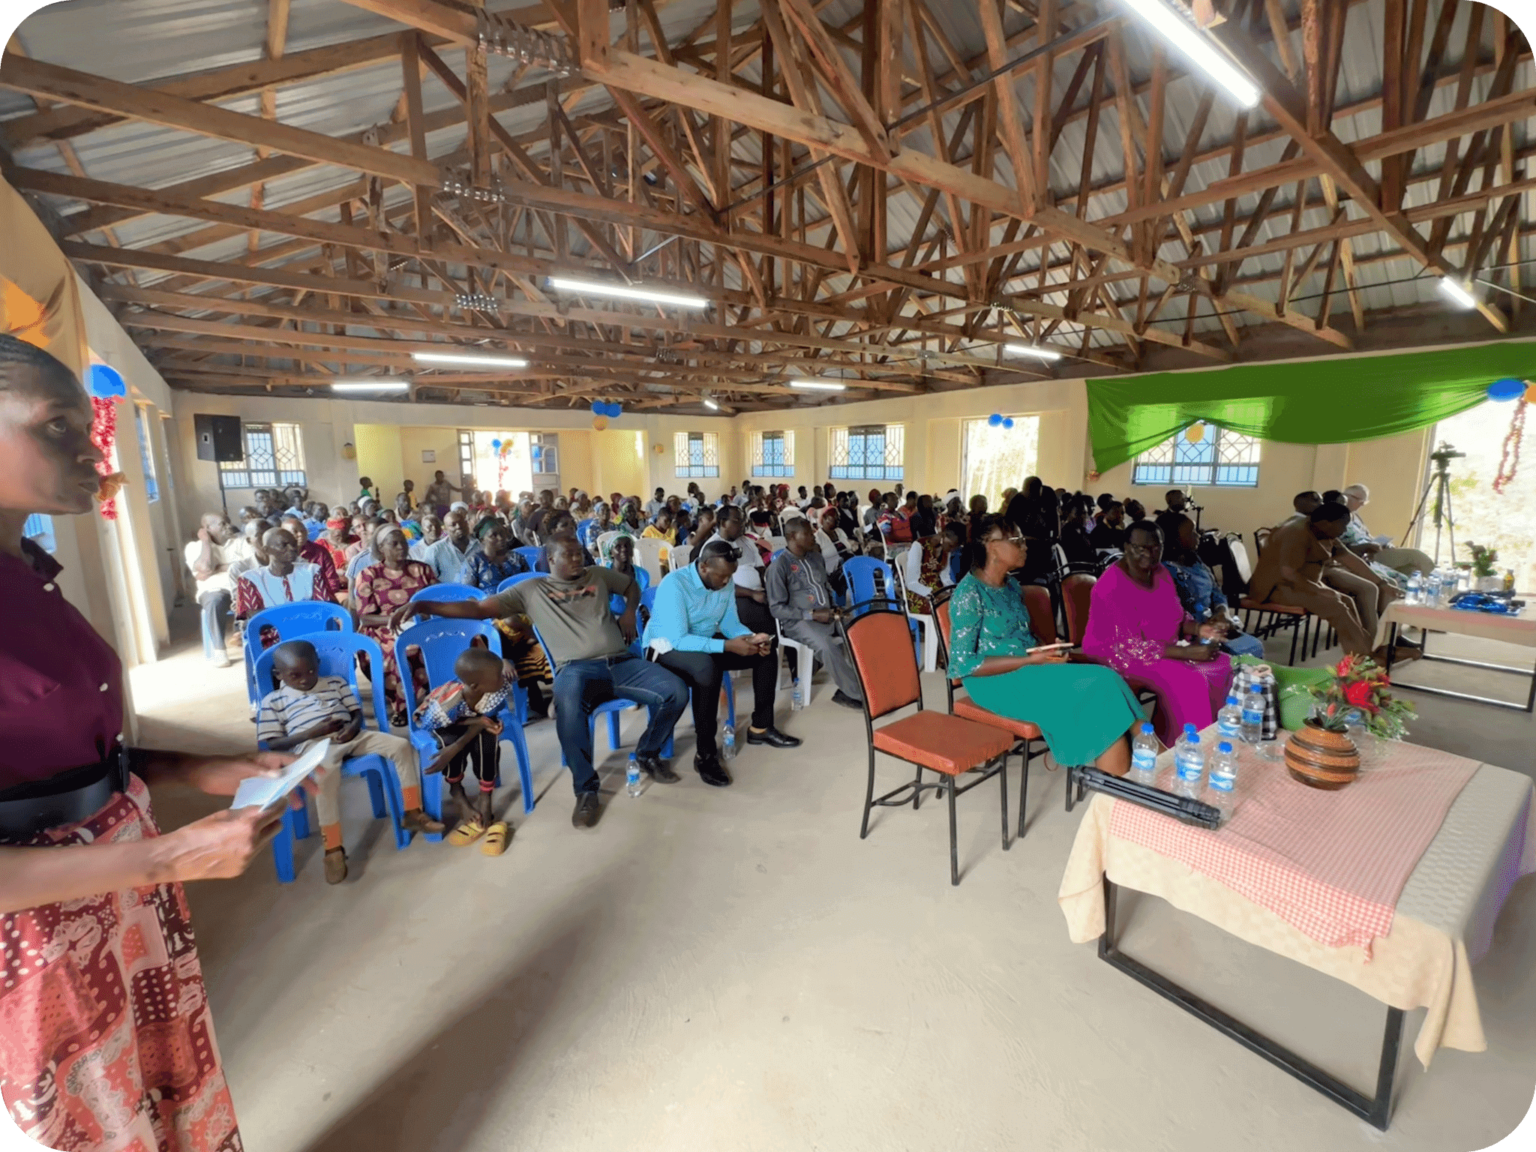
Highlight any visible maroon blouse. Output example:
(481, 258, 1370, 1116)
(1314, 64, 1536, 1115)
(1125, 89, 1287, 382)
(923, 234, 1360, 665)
(0, 541, 125, 789)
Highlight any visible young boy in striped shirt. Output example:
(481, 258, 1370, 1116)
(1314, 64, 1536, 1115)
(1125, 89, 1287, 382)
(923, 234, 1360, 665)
(257, 640, 444, 884)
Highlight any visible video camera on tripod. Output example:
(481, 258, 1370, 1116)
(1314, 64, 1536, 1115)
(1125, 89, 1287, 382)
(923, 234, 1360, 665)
(1408, 442, 1465, 564)
(1429, 443, 1466, 468)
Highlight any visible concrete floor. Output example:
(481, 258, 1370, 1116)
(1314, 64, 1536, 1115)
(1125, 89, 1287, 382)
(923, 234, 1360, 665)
(133, 609, 1536, 1152)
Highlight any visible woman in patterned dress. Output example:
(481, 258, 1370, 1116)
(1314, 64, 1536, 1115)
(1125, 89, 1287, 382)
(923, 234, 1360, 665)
(0, 334, 291, 1151)
(352, 525, 438, 725)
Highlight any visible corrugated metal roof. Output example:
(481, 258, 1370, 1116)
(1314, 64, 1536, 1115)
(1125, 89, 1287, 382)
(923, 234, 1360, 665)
(2, 0, 1531, 370)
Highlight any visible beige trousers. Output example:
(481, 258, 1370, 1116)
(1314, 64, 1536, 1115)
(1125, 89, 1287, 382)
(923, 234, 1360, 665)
(1271, 580, 1373, 657)
(1323, 566, 1389, 644)
(298, 730, 422, 827)
(1374, 546, 1435, 579)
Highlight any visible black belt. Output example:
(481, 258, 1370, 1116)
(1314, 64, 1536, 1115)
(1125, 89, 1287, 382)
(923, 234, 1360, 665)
(0, 746, 129, 841)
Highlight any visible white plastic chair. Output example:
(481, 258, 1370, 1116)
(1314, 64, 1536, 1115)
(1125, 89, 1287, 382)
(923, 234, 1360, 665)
(631, 537, 667, 585)
(890, 554, 940, 673)
(775, 618, 817, 706)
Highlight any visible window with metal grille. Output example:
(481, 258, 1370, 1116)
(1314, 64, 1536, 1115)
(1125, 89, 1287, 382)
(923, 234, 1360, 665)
(23, 514, 56, 554)
(134, 404, 159, 503)
(218, 422, 307, 489)
(1131, 424, 1261, 488)
(458, 430, 476, 491)
(829, 424, 903, 482)
(674, 431, 720, 478)
(749, 430, 794, 478)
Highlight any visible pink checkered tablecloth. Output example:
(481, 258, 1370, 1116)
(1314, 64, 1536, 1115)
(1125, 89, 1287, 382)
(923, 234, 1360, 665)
(1108, 740, 1481, 956)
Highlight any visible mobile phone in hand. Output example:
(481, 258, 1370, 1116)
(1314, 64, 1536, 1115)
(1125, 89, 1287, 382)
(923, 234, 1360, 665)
(1027, 642, 1076, 655)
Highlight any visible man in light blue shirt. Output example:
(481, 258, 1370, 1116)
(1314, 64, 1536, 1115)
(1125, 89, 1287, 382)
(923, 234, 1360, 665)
(644, 539, 801, 785)
(424, 509, 481, 583)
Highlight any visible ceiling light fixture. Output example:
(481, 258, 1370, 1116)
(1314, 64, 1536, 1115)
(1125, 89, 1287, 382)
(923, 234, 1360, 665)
(1437, 277, 1478, 309)
(1004, 343, 1065, 362)
(547, 276, 709, 310)
(1117, 0, 1260, 108)
(331, 379, 410, 393)
(789, 380, 847, 391)
(703, 397, 721, 410)
(412, 351, 529, 369)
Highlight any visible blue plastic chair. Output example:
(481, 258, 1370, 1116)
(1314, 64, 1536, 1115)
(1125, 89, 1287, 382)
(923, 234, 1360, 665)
(576, 518, 594, 543)
(409, 583, 482, 604)
(514, 545, 543, 570)
(604, 563, 649, 614)
(303, 519, 326, 542)
(395, 619, 535, 832)
(243, 601, 352, 709)
(841, 555, 921, 658)
(534, 626, 642, 766)
(497, 572, 543, 594)
(257, 633, 414, 883)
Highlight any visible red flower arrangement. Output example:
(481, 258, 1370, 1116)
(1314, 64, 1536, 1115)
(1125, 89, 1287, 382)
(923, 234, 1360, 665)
(1306, 655, 1415, 740)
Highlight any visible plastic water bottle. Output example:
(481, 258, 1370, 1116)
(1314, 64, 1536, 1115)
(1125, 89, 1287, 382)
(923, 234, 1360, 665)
(1406, 570, 1423, 605)
(1426, 568, 1443, 608)
(791, 677, 805, 711)
(1173, 733, 1206, 800)
(721, 720, 737, 761)
(1205, 741, 1238, 821)
(1240, 688, 1265, 747)
(1174, 722, 1198, 761)
(1129, 722, 1159, 785)
(1216, 695, 1243, 743)
(625, 753, 643, 798)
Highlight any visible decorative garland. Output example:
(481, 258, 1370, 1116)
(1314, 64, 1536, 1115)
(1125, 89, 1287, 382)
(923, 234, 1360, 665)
(1493, 395, 1526, 495)
(90, 395, 124, 520)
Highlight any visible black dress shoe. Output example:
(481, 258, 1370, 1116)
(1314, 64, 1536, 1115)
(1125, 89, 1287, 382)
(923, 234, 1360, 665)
(831, 689, 863, 710)
(694, 754, 733, 787)
(746, 725, 802, 748)
(571, 791, 602, 828)
(637, 754, 680, 784)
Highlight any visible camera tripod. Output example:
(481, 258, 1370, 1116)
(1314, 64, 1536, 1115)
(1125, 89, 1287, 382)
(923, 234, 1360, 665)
(1405, 445, 1461, 566)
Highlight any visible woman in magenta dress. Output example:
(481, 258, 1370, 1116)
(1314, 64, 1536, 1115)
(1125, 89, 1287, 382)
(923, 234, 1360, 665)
(352, 525, 437, 725)
(1082, 520, 1234, 746)
(0, 334, 294, 1151)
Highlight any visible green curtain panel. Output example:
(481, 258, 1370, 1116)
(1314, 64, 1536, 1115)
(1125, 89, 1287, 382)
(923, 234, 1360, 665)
(1086, 341, 1536, 471)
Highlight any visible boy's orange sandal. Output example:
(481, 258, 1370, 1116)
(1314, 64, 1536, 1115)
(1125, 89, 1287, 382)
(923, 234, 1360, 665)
(447, 819, 485, 847)
(481, 822, 511, 856)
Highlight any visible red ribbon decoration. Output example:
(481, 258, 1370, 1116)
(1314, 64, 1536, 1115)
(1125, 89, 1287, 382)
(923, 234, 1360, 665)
(1493, 397, 1526, 496)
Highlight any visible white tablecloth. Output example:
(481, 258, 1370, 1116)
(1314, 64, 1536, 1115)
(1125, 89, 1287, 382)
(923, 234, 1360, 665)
(1059, 763, 1536, 1067)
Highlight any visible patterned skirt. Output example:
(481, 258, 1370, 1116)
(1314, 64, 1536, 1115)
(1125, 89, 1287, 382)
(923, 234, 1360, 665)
(0, 776, 242, 1152)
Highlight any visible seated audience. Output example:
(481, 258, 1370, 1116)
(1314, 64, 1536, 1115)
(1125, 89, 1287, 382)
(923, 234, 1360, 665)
(1340, 483, 1434, 580)
(1249, 502, 1398, 658)
(234, 527, 337, 649)
(227, 518, 271, 583)
(1123, 498, 1146, 523)
(319, 512, 355, 572)
(948, 517, 1138, 774)
(645, 486, 667, 519)
(413, 647, 519, 853)
(396, 538, 689, 828)
(581, 501, 613, 550)
(1278, 490, 1322, 530)
(645, 539, 801, 786)
(406, 513, 442, 562)
(1059, 496, 1099, 568)
(643, 510, 678, 546)
(1153, 489, 1189, 540)
(258, 639, 442, 884)
(1081, 521, 1234, 746)
(185, 513, 242, 667)
(423, 510, 482, 583)
(462, 521, 528, 591)
(1089, 501, 1127, 549)
(533, 513, 595, 571)
(903, 521, 967, 611)
(280, 514, 345, 598)
(766, 520, 862, 709)
(815, 506, 859, 576)
(1162, 515, 1264, 659)
(353, 526, 438, 725)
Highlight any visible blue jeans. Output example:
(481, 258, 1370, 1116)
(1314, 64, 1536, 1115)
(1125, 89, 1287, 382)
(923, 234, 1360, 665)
(553, 654, 689, 795)
(1223, 630, 1266, 660)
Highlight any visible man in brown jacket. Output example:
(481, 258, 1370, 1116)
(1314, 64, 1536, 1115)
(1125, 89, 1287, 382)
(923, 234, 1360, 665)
(1249, 501, 1399, 657)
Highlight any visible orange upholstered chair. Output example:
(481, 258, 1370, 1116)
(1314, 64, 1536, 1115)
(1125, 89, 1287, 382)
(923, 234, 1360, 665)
(840, 606, 1014, 886)
(933, 595, 1047, 839)
(1022, 584, 1057, 645)
(1060, 573, 1096, 644)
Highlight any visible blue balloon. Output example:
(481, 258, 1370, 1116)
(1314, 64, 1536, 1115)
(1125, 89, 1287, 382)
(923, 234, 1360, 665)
(607, 402, 623, 418)
(87, 363, 126, 398)
(590, 401, 604, 415)
(491, 439, 502, 450)
(1488, 377, 1526, 402)
(1002, 417, 1015, 430)
(597, 401, 614, 418)
(987, 413, 1004, 427)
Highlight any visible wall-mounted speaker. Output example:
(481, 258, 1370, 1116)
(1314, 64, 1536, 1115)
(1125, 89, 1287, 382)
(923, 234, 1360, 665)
(194, 414, 244, 462)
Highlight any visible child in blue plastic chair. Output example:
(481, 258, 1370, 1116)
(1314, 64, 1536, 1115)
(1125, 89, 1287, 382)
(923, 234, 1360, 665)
(414, 647, 515, 856)
(258, 641, 444, 883)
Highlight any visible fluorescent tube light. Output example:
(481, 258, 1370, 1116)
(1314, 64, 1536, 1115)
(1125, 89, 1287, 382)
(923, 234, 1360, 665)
(1005, 344, 1065, 361)
(547, 276, 709, 310)
(411, 351, 529, 368)
(1118, 0, 1260, 109)
(331, 380, 409, 393)
(703, 398, 721, 410)
(789, 380, 847, 391)
(1437, 278, 1478, 309)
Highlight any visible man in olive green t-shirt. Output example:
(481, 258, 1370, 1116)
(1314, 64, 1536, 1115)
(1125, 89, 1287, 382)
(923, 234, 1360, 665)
(392, 538, 689, 829)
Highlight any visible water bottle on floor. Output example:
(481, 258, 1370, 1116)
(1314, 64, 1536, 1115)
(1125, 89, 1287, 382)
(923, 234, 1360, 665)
(626, 753, 643, 798)
(1129, 722, 1159, 786)
(791, 678, 804, 711)
(1240, 689, 1264, 747)
(1205, 740, 1238, 821)
(1216, 695, 1242, 743)
(1406, 570, 1423, 605)
(721, 720, 737, 761)
(1173, 733, 1206, 800)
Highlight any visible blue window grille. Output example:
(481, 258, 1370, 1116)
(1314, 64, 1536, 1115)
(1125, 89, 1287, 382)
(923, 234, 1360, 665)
(750, 430, 793, 478)
(219, 422, 307, 489)
(674, 431, 720, 478)
(135, 405, 159, 503)
(1132, 424, 1260, 488)
(23, 514, 56, 554)
(830, 425, 904, 482)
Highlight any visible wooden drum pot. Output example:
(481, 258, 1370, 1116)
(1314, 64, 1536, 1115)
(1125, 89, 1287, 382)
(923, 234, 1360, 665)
(1284, 721, 1361, 790)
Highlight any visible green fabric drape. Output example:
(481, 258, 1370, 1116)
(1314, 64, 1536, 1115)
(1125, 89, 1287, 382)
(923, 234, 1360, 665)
(1086, 341, 1536, 471)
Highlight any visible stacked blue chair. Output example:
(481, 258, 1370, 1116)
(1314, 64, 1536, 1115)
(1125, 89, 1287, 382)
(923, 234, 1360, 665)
(257, 633, 413, 883)
(497, 572, 543, 594)
(514, 545, 543, 570)
(843, 556, 922, 658)
(243, 601, 352, 709)
(395, 618, 535, 835)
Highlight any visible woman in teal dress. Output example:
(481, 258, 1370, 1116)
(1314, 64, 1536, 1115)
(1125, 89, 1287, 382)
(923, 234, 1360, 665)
(950, 516, 1141, 774)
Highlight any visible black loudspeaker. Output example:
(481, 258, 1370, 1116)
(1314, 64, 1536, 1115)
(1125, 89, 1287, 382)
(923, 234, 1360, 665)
(194, 414, 244, 462)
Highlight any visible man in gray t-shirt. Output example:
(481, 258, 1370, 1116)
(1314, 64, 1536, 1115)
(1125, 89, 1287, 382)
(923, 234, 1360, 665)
(392, 537, 689, 829)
